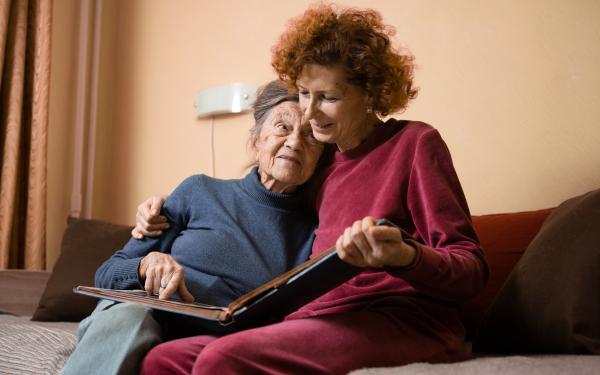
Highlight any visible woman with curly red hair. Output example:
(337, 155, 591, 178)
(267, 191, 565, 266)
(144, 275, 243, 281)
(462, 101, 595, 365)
(140, 4, 488, 374)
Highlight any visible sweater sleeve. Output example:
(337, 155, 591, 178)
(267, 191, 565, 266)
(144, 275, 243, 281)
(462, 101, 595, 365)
(94, 176, 195, 290)
(389, 129, 489, 302)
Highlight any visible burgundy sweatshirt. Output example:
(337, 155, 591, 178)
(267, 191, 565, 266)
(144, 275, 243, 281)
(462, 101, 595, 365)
(287, 120, 489, 321)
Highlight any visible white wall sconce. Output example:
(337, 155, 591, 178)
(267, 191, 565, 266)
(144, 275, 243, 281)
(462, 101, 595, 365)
(195, 83, 257, 118)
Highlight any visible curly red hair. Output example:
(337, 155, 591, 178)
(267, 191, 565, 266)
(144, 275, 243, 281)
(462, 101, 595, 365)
(271, 3, 418, 116)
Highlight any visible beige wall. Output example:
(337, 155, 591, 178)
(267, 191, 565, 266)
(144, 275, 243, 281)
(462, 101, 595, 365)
(47, 0, 600, 268)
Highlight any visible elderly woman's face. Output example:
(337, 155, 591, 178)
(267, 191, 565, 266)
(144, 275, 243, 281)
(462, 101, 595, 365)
(297, 64, 374, 152)
(255, 101, 323, 193)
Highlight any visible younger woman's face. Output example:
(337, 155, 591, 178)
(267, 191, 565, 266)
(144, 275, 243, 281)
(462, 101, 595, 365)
(297, 64, 374, 152)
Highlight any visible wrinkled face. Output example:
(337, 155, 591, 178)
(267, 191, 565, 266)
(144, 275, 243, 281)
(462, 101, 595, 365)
(255, 101, 324, 193)
(297, 64, 374, 152)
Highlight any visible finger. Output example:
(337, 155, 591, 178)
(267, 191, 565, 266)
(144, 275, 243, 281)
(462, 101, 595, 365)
(160, 268, 194, 302)
(153, 267, 163, 296)
(158, 271, 178, 299)
(337, 218, 389, 268)
(135, 217, 168, 237)
(148, 230, 165, 237)
(336, 235, 362, 266)
(367, 226, 403, 243)
(342, 227, 366, 265)
(139, 199, 154, 222)
(350, 219, 372, 259)
(364, 226, 403, 267)
(135, 211, 153, 234)
(177, 279, 195, 303)
(137, 202, 169, 234)
(145, 221, 170, 231)
(150, 196, 166, 216)
(138, 211, 169, 232)
(137, 228, 166, 238)
(144, 268, 155, 296)
(131, 228, 143, 240)
(362, 216, 377, 228)
(360, 217, 386, 266)
(138, 210, 167, 228)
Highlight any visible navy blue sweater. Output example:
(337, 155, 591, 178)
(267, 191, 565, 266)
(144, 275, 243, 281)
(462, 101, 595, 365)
(95, 168, 316, 306)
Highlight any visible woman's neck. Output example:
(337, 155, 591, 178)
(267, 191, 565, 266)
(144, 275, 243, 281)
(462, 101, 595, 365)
(335, 115, 381, 152)
(260, 174, 297, 193)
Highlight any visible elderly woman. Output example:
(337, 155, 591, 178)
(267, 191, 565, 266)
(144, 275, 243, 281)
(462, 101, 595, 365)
(59, 80, 324, 375)
(139, 4, 489, 374)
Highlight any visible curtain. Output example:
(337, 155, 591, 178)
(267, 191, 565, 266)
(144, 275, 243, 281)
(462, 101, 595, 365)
(0, 0, 52, 270)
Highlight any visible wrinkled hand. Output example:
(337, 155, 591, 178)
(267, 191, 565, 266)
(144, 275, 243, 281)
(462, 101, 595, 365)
(139, 252, 194, 302)
(335, 216, 416, 268)
(131, 195, 169, 239)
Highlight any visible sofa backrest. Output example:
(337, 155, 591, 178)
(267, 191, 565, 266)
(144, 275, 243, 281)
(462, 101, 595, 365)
(461, 208, 554, 338)
(0, 270, 51, 315)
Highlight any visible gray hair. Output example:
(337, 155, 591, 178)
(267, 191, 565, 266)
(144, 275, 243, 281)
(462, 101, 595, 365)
(249, 80, 299, 147)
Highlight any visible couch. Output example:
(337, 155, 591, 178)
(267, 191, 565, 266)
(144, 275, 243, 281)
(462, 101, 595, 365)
(1, 190, 599, 375)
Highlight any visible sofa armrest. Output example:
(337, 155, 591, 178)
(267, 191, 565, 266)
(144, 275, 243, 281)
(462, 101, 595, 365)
(0, 270, 50, 316)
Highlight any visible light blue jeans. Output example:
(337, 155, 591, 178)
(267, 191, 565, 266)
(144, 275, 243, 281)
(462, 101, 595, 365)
(60, 300, 163, 375)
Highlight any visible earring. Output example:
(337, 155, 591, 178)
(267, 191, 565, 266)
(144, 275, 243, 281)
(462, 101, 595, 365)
(366, 105, 373, 114)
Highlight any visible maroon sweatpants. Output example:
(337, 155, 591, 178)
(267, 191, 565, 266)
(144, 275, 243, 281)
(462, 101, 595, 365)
(140, 307, 469, 375)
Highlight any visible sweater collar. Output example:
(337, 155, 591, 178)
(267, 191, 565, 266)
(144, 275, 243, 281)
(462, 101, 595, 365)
(238, 166, 304, 210)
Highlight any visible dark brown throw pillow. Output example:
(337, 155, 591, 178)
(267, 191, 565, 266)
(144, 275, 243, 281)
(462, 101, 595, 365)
(462, 208, 554, 339)
(475, 189, 600, 353)
(32, 217, 132, 321)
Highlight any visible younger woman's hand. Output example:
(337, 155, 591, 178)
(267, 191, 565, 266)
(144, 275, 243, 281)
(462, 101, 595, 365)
(131, 195, 170, 239)
(335, 216, 416, 268)
(139, 252, 194, 302)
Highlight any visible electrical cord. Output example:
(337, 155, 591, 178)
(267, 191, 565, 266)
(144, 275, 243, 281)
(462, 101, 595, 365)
(209, 115, 215, 177)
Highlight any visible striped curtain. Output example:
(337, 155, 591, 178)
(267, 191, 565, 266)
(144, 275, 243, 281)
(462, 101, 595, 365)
(0, 0, 52, 269)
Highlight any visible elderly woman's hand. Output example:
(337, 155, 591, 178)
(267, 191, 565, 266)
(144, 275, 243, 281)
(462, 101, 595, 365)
(139, 252, 194, 302)
(131, 195, 170, 239)
(335, 216, 416, 268)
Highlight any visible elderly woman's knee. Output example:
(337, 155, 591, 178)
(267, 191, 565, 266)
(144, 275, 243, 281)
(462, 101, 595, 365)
(82, 301, 158, 338)
(105, 302, 151, 321)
